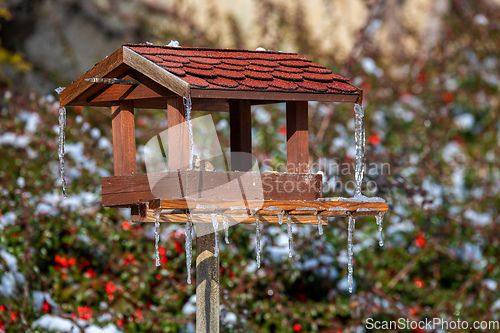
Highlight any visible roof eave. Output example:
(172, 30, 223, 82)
(59, 47, 125, 107)
(190, 88, 359, 103)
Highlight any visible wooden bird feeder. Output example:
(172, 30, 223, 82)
(60, 44, 388, 332)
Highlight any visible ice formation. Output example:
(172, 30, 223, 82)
(354, 103, 365, 197)
(185, 213, 193, 284)
(154, 210, 161, 267)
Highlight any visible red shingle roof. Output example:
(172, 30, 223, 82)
(125, 44, 357, 95)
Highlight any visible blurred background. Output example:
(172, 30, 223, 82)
(1, 0, 500, 332)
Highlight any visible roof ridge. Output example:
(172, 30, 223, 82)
(123, 43, 300, 56)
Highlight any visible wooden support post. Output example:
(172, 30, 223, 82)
(167, 96, 190, 170)
(286, 101, 309, 173)
(196, 223, 220, 333)
(111, 101, 137, 176)
(229, 100, 252, 171)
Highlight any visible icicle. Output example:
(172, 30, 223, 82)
(347, 213, 356, 293)
(317, 216, 323, 235)
(254, 214, 261, 268)
(185, 213, 193, 284)
(55, 87, 67, 198)
(183, 96, 194, 170)
(376, 211, 385, 247)
(287, 214, 293, 258)
(222, 213, 230, 244)
(154, 209, 161, 267)
(262, 206, 284, 224)
(211, 213, 219, 257)
(354, 103, 365, 197)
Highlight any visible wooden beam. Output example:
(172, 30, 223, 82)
(70, 97, 229, 111)
(123, 46, 191, 99)
(101, 171, 323, 207)
(146, 198, 388, 215)
(191, 88, 359, 103)
(111, 101, 137, 176)
(286, 101, 309, 173)
(88, 71, 176, 103)
(167, 96, 190, 170)
(229, 100, 252, 171)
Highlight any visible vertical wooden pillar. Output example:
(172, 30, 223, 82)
(286, 101, 309, 173)
(229, 100, 252, 171)
(111, 101, 137, 176)
(167, 96, 190, 170)
(196, 224, 220, 333)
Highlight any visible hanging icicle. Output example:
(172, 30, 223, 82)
(347, 213, 356, 293)
(222, 213, 230, 244)
(55, 87, 67, 198)
(211, 212, 219, 258)
(287, 214, 293, 258)
(317, 216, 323, 235)
(185, 213, 193, 284)
(183, 95, 195, 170)
(255, 214, 261, 268)
(376, 211, 385, 247)
(354, 103, 365, 197)
(154, 209, 161, 267)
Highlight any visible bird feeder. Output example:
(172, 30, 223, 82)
(59, 44, 388, 332)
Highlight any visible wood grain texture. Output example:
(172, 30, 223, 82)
(131, 200, 388, 224)
(111, 101, 137, 176)
(60, 48, 124, 106)
(286, 101, 309, 173)
(149, 198, 388, 213)
(229, 100, 252, 171)
(167, 96, 190, 170)
(196, 223, 220, 333)
(101, 171, 323, 207)
(190, 88, 359, 102)
(123, 47, 191, 98)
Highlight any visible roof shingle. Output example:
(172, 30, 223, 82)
(125, 44, 358, 94)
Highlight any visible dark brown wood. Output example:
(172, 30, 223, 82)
(60, 48, 124, 106)
(111, 101, 137, 176)
(123, 47, 190, 98)
(191, 88, 359, 103)
(286, 101, 309, 173)
(167, 96, 190, 170)
(229, 100, 252, 171)
(69, 97, 230, 111)
(101, 171, 323, 207)
(88, 71, 176, 103)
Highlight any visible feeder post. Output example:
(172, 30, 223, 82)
(167, 96, 190, 170)
(111, 101, 137, 176)
(286, 101, 309, 173)
(229, 100, 252, 171)
(196, 223, 220, 333)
